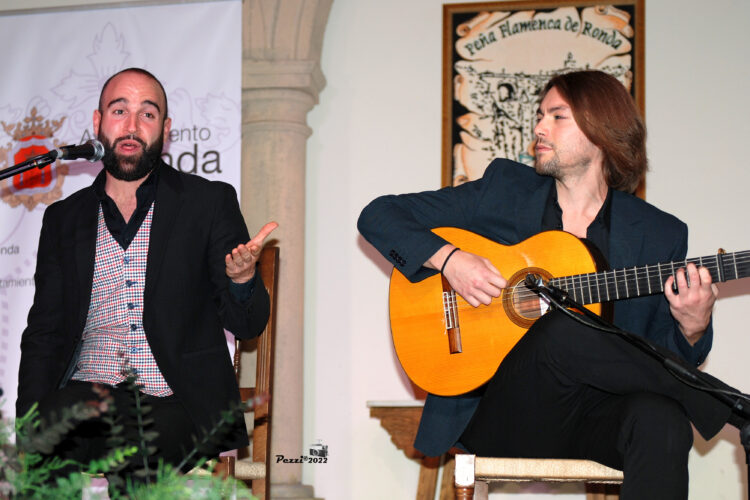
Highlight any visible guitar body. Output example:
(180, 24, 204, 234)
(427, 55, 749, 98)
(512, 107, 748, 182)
(389, 228, 601, 396)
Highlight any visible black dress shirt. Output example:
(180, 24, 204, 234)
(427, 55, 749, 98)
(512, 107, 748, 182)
(541, 184, 613, 262)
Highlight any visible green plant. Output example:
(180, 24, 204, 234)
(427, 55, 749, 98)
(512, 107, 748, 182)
(2, 397, 127, 499)
(0, 384, 257, 500)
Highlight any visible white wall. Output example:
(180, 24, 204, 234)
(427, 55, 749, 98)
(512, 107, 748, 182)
(305, 1, 750, 499)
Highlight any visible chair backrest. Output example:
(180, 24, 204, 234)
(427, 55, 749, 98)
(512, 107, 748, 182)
(232, 244, 279, 499)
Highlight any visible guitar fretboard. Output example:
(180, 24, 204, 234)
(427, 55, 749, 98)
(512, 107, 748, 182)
(550, 250, 750, 305)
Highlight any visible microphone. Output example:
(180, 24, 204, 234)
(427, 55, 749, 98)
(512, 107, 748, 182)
(524, 273, 568, 303)
(524, 273, 546, 292)
(51, 139, 105, 162)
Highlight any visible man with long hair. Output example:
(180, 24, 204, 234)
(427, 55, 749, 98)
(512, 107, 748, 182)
(358, 70, 740, 499)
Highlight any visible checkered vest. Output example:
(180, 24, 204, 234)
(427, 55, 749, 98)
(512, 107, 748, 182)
(72, 203, 172, 396)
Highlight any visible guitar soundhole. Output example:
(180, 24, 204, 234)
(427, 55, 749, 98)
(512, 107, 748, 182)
(512, 283, 545, 319)
(502, 267, 553, 329)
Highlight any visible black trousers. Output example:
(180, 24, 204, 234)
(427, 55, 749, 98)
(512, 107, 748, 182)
(460, 311, 732, 500)
(36, 381, 201, 483)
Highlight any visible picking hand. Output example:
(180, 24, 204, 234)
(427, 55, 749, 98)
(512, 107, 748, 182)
(225, 221, 278, 283)
(431, 245, 507, 307)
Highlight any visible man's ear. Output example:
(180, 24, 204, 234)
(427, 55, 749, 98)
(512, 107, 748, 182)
(93, 109, 102, 136)
(163, 116, 172, 140)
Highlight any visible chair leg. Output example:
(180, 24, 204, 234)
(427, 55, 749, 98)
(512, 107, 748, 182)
(416, 456, 440, 500)
(215, 456, 235, 478)
(454, 454, 475, 500)
(252, 477, 266, 500)
(455, 486, 474, 500)
(438, 455, 455, 500)
(586, 483, 620, 500)
(474, 481, 489, 499)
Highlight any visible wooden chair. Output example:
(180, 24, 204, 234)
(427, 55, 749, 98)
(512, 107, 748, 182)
(217, 245, 279, 500)
(454, 454, 623, 500)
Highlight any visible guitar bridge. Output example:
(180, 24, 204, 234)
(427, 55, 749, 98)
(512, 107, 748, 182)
(441, 276, 462, 354)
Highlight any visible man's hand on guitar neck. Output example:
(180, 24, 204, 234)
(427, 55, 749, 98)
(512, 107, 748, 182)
(664, 263, 719, 346)
(426, 244, 508, 307)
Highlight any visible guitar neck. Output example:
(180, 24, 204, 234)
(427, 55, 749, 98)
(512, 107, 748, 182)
(551, 250, 750, 305)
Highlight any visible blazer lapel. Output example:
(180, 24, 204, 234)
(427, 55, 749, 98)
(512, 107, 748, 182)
(608, 191, 644, 269)
(74, 189, 100, 331)
(144, 164, 183, 303)
(513, 180, 552, 241)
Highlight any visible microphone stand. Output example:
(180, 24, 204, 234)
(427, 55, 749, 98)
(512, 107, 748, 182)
(0, 151, 57, 181)
(525, 274, 750, 500)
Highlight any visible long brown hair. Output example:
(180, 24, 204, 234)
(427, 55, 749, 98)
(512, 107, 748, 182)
(540, 71, 646, 193)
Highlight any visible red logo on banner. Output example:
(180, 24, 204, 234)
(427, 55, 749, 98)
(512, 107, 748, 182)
(12, 136, 54, 190)
(1, 108, 68, 210)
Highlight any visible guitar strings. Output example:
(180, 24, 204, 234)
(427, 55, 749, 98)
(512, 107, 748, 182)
(467, 252, 750, 306)
(510, 258, 750, 304)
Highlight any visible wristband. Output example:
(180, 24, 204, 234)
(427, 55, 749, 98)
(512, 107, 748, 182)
(440, 247, 461, 274)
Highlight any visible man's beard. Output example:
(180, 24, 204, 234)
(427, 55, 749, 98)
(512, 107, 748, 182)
(98, 133, 164, 181)
(534, 140, 593, 180)
(534, 141, 561, 178)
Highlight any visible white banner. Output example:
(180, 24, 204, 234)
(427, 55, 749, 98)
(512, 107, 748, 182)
(0, 0, 242, 417)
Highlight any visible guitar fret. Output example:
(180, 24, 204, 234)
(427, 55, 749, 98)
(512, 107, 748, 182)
(658, 264, 665, 292)
(645, 264, 652, 294)
(705, 256, 717, 283)
(683, 259, 689, 286)
(612, 269, 618, 299)
(623, 268, 629, 297)
(613, 269, 619, 299)
(604, 270, 610, 301)
(580, 275, 586, 303)
(733, 253, 739, 280)
(656, 266, 662, 292)
(568, 276, 574, 297)
(571, 275, 578, 303)
(581, 275, 587, 303)
(658, 264, 664, 293)
(633, 266, 639, 296)
(594, 272, 601, 303)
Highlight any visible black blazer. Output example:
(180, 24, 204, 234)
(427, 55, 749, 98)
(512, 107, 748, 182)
(358, 159, 713, 457)
(17, 163, 269, 452)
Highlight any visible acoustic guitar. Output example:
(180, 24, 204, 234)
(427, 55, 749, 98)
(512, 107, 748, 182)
(389, 228, 750, 396)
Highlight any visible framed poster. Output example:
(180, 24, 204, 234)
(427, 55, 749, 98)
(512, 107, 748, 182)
(442, 0, 644, 193)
